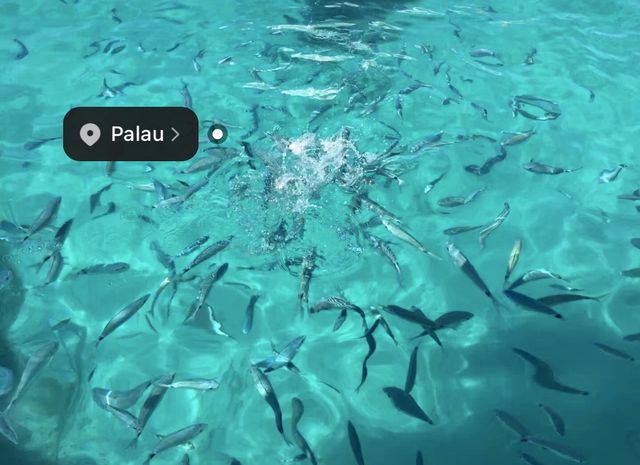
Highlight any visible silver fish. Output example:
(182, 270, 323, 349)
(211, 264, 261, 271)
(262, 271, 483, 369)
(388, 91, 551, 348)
(501, 129, 535, 147)
(404, 346, 419, 394)
(519, 451, 548, 465)
(382, 217, 440, 259)
(143, 423, 207, 464)
(298, 248, 317, 312)
(522, 436, 586, 463)
(347, 421, 367, 465)
(383, 386, 433, 424)
(159, 378, 219, 391)
(423, 171, 446, 195)
(132, 373, 175, 444)
(75, 262, 130, 275)
(523, 160, 580, 175)
(4, 341, 59, 413)
(505, 239, 522, 282)
(44, 251, 63, 285)
(291, 398, 318, 465)
(250, 365, 289, 444)
(365, 233, 402, 286)
(512, 348, 588, 396)
(438, 188, 484, 207)
(92, 378, 156, 410)
(0, 269, 12, 291)
(181, 82, 192, 109)
(256, 336, 305, 373)
(447, 242, 498, 306)
(504, 289, 563, 319)
(242, 294, 260, 335)
(175, 236, 209, 258)
(184, 264, 228, 323)
(96, 294, 150, 346)
(538, 403, 565, 436)
(479, 202, 510, 248)
(494, 408, 529, 440)
(181, 236, 232, 275)
(593, 342, 635, 362)
(23, 196, 62, 242)
(598, 164, 627, 183)
(107, 405, 141, 432)
(509, 269, 566, 290)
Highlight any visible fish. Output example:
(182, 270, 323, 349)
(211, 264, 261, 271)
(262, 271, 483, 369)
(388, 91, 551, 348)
(347, 421, 367, 465)
(443, 225, 484, 236)
(143, 423, 207, 464)
(96, 294, 150, 346)
(310, 296, 366, 329)
(522, 436, 586, 463)
(501, 129, 535, 147)
(593, 342, 635, 362)
(504, 289, 563, 319)
(505, 239, 522, 282)
(519, 451, 547, 465)
(383, 305, 442, 346)
(3, 341, 59, 413)
(494, 408, 529, 440)
(411, 131, 444, 153)
(523, 48, 538, 65)
(131, 373, 175, 445)
(364, 233, 402, 286)
(181, 236, 233, 275)
(0, 413, 18, 445)
(159, 378, 220, 391)
(404, 346, 419, 393)
(23, 136, 61, 151)
(181, 82, 193, 109)
(623, 333, 640, 341)
(512, 95, 561, 121)
(89, 184, 113, 213)
(479, 202, 510, 248)
(383, 386, 434, 424)
(356, 320, 379, 392)
(508, 269, 566, 290)
(250, 365, 289, 444)
(416, 451, 424, 465)
(298, 248, 317, 312)
(371, 309, 398, 345)
(395, 94, 404, 119)
(242, 294, 259, 334)
(537, 293, 606, 306)
(433, 311, 474, 329)
(470, 48, 499, 58)
(465, 146, 507, 176)
(438, 188, 484, 208)
(598, 164, 627, 183)
(424, 171, 446, 195)
(44, 251, 63, 285)
(538, 403, 565, 436)
(12, 38, 29, 59)
(256, 335, 305, 373)
(447, 242, 498, 306)
(22, 196, 62, 242)
(92, 378, 156, 410)
(523, 160, 581, 175)
(74, 262, 130, 276)
(621, 268, 640, 278)
(183, 264, 228, 323)
(512, 348, 589, 395)
(382, 217, 440, 259)
(0, 269, 12, 291)
(107, 405, 141, 432)
(291, 398, 318, 465)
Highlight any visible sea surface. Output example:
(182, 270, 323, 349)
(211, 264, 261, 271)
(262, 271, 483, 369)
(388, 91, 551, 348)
(1, 1, 640, 464)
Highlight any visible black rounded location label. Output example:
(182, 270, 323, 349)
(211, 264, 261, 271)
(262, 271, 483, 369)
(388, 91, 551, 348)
(63, 107, 199, 162)
(208, 123, 228, 144)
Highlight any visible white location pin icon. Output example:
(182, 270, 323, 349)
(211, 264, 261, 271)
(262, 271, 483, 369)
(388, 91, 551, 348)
(80, 123, 101, 146)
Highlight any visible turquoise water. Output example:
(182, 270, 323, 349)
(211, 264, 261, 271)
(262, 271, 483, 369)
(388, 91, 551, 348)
(1, 0, 640, 464)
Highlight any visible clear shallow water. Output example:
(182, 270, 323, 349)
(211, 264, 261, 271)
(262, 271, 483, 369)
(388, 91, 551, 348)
(0, 1, 639, 464)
